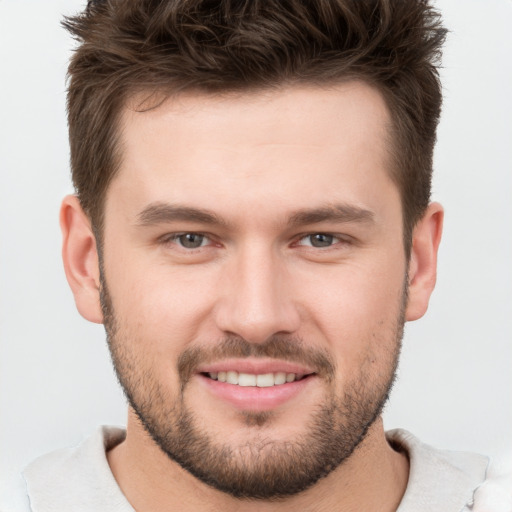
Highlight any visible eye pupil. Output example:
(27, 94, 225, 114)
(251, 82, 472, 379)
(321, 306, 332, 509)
(179, 233, 204, 249)
(310, 234, 333, 247)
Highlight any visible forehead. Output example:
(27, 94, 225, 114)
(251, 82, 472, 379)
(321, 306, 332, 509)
(109, 83, 397, 225)
(122, 82, 391, 154)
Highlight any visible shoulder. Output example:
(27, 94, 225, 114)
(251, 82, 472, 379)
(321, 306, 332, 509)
(0, 473, 31, 512)
(19, 426, 131, 512)
(470, 452, 512, 512)
(387, 429, 511, 512)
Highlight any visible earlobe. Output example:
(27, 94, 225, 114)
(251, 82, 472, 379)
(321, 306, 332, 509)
(60, 195, 104, 324)
(405, 202, 444, 321)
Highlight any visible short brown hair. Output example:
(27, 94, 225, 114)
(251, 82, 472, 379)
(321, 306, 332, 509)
(63, 0, 446, 249)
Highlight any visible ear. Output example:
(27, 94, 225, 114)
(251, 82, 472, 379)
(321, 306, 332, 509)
(405, 202, 444, 321)
(60, 195, 103, 324)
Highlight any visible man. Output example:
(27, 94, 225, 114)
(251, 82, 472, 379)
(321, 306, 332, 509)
(4, 0, 507, 510)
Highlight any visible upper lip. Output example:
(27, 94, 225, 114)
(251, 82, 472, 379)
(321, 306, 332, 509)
(196, 358, 316, 376)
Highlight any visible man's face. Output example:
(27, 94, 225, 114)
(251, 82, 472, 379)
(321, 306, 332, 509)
(101, 83, 408, 498)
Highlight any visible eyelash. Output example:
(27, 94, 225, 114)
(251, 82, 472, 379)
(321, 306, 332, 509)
(295, 233, 347, 249)
(159, 232, 351, 251)
(160, 232, 214, 250)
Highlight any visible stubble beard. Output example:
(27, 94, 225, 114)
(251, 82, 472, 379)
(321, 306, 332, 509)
(100, 277, 405, 500)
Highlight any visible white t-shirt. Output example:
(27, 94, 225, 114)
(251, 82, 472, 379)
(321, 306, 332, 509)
(2, 427, 510, 511)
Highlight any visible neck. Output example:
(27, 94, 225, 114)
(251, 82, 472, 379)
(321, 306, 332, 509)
(107, 412, 409, 512)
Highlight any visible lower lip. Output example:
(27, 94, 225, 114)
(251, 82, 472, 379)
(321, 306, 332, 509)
(197, 374, 315, 411)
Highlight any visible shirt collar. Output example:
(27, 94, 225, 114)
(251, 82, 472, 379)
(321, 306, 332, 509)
(388, 429, 489, 512)
(24, 426, 488, 511)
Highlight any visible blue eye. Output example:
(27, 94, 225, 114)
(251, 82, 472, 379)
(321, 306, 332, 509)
(299, 234, 338, 248)
(175, 233, 208, 249)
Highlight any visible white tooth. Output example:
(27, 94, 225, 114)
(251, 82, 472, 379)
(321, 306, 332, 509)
(286, 373, 296, 383)
(226, 371, 239, 385)
(209, 372, 218, 380)
(274, 372, 286, 385)
(238, 373, 257, 386)
(256, 373, 275, 387)
(218, 371, 227, 383)
(296, 374, 304, 381)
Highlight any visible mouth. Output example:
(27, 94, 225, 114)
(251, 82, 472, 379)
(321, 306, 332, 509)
(202, 371, 310, 387)
(195, 360, 318, 411)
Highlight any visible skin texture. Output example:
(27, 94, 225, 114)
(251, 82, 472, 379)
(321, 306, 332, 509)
(61, 82, 443, 511)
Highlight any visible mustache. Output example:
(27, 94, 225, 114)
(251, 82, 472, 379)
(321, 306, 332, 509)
(178, 335, 336, 385)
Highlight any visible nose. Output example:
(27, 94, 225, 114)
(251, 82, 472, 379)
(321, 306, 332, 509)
(214, 242, 301, 343)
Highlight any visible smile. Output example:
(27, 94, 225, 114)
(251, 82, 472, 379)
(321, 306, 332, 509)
(198, 365, 317, 411)
(205, 371, 307, 387)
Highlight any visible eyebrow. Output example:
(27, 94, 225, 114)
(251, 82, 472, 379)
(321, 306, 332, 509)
(137, 202, 374, 228)
(137, 203, 229, 227)
(287, 204, 375, 227)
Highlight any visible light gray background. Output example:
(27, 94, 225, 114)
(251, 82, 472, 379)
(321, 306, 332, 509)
(1, 0, 511, 485)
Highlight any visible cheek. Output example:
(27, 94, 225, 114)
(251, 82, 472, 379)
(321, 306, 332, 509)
(296, 258, 406, 369)
(105, 257, 219, 354)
